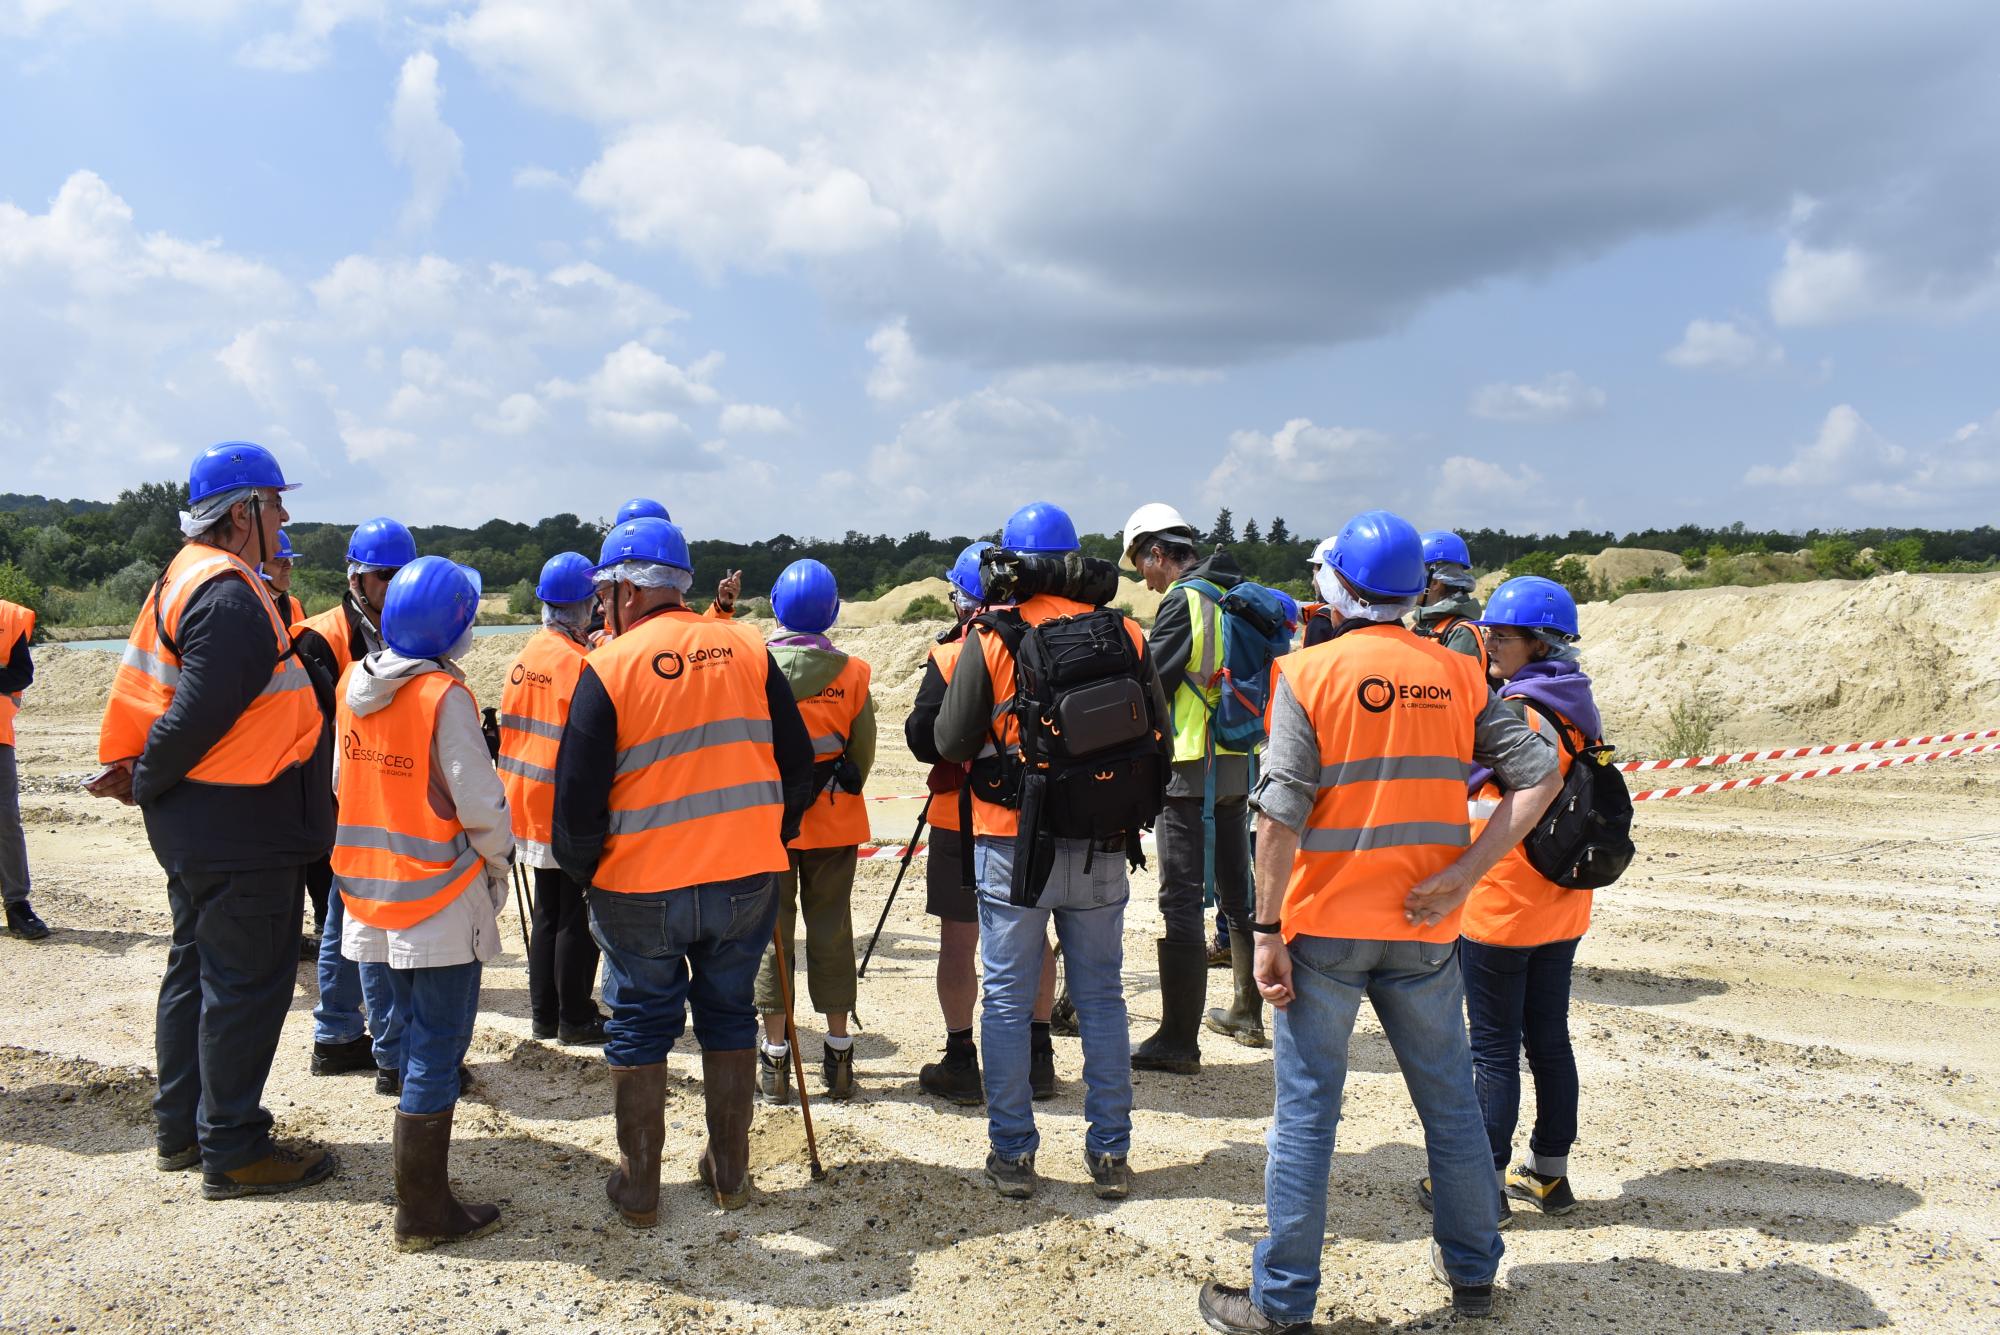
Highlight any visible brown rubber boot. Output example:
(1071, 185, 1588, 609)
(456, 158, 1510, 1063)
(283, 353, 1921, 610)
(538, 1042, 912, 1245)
(392, 1109, 501, 1252)
(606, 1060, 668, 1228)
(697, 1047, 758, 1210)
(1203, 926, 1269, 1048)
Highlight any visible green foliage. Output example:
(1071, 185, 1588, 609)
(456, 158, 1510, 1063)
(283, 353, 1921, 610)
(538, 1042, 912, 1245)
(1208, 508, 1235, 545)
(1876, 537, 1924, 572)
(103, 559, 159, 606)
(1809, 536, 1858, 578)
(42, 585, 143, 630)
(898, 594, 952, 623)
(0, 561, 45, 623)
(1653, 690, 1726, 761)
(1507, 550, 1601, 603)
(507, 578, 537, 617)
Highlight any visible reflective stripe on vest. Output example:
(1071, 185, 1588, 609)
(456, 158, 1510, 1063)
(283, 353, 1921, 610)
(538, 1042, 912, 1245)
(0, 600, 33, 748)
(497, 627, 588, 848)
(925, 638, 966, 833)
(1421, 614, 1490, 678)
(790, 652, 871, 850)
(1461, 698, 1592, 949)
(1166, 580, 1243, 763)
(333, 669, 485, 929)
(97, 545, 320, 784)
(1277, 623, 1489, 944)
(590, 609, 788, 894)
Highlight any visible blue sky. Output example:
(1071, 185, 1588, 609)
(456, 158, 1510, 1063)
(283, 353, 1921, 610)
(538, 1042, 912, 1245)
(3, 1, 1996, 542)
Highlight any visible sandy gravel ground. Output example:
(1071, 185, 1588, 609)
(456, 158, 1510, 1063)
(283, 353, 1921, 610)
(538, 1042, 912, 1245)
(3, 630, 1998, 1333)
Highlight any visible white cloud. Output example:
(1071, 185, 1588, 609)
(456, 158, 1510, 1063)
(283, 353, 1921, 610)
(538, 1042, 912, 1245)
(1741, 404, 2000, 520)
(719, 403, 791, 434)
(387, 51, 464, 234)
(476, 391, 547, 435)
(588, 406, 688, 441)
(1771, 191, 2000, 327)
(1468, 371, 1606, 424)
(512, 165, 567, 191)
(1744, 404, 1906, 489)
(1207, 418, 1398, 501)
(864, 389, 1113, 531)
(237, 0, 381, 73)
(1664, 317, 1785, 371)
(864, 317, 920, 403)
(546, 340, 722, 411)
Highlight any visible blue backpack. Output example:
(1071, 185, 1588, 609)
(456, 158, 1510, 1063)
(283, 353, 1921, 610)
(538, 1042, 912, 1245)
(1177, 578, 1293, 752)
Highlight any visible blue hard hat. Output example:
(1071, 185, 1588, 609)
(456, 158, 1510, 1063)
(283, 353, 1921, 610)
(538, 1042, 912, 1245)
(947, 540, 993, 602)
(593, 517, 692, 574)
(188, 441, 297, 505)
(1328, 510, 1426, 601)
(347, 517, 417, 571)
(382, 556, 482, 659)
(536, 551, 598, 605)
(772, 558, 840, 635)
(1270, 588, 1302, 629)
(1002, 501, 1078, 554)
(1478, 576, 1580, 639)
(272, 529, 297, 559)
(1421, 530, 1472, 569)
(615, 497, 671, 526)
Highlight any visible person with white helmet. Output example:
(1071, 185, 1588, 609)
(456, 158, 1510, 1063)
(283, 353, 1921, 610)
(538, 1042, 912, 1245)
(753, 558, 877, 1104)
(1301, 535, 1339, 647)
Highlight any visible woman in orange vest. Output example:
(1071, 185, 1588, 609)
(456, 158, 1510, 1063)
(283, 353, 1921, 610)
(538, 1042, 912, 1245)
(333, 555, 512, 1252)
(753, 559, 875, 1103)
(500, 551, 605, 1045)
(1458, 576, 1599, 1221)
(0, 596, 46, 940)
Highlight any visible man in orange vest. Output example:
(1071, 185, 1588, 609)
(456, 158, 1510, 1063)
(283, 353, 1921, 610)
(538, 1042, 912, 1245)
(294, 517, 418, 1084)
(904, 542, 1060, 1105)
(333, 555, 511, 1251)
(0, 595, 45, 940)
(259, 528, 306, 632)
(91, 441, 337, 1201)
(1197, 511, 1561, 1333)
(553, 518, 815, 1225)
(752, 559, 874, 1103)
(499, 551, 606, 1045)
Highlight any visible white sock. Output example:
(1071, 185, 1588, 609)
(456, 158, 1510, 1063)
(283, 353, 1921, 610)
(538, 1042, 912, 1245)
(1524, 1151, 1567, 1179)
(824, 1034, 854, 1052)
(763, 1040, 789, 1058)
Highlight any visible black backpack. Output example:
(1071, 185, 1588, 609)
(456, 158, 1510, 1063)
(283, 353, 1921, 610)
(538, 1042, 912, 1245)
(971, 606, 1167, 905)
(1518, 699, 1635, 890)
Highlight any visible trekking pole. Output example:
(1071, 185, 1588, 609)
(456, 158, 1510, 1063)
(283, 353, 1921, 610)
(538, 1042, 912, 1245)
(510, 860, 532, 957)
(770, 924, 828, 1181)
(858, 809, 928, 980)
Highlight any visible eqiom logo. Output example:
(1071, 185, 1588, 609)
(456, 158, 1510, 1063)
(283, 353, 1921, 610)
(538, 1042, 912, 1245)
(511, 663, 552, 687)
(342, 729, 416, 772)
(651, 651, 685, 681)
(652, 645, 736, 682)
(1357, 676, 1396, 713)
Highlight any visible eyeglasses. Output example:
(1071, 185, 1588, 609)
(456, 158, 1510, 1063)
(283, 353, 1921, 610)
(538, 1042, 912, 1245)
(1486, 630, 1535, 644)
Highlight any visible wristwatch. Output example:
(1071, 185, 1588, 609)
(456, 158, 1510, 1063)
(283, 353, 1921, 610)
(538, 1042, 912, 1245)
(1251, 920, 1283, 935)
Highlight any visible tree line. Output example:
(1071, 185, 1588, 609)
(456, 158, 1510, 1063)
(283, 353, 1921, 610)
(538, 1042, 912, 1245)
(2, 487, 1996, 633)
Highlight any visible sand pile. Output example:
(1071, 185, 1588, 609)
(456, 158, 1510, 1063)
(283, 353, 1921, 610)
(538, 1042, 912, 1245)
(842, 579, 955, 627)
(1587, 547, 1684, 588)
(22, 647, 119, 719)
(1579, 571, 2000, 749)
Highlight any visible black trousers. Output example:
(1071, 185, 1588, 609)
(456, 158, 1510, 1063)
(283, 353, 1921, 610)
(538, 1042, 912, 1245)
(154, 862, 306, 1171)
(1154, 792, 1252, 943)
(530, 866, 602, 1027)
(303, 855, 332, 931)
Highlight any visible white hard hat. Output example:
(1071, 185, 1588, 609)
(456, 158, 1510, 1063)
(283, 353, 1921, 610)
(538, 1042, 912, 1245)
(1308, 534, 1338, 570)
(1120, 502, 1196, 569)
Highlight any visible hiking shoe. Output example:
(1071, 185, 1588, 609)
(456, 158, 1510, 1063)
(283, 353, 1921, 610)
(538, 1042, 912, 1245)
(759, 1047, 791, 1106)
(310, 1036, 376, 1076)
(1429, 1240, 1495, 1318)
(297, 932, 318, 961)
(201, 1141, 337, 1200)
(530, 1019, 558, 1040)
(1085, 1150, 1131, 1200)
(1505, 1163, 1578, 1215)
(822, 1043, 855, 1100)
(1206, 940, 1231, 969)
(1418, 1175, 1512, 1229)
(1197, 1281, 1310, 1334)
(984, 1150, 1037, 1199)
(1030, 1032, 1057, 1101)
(5, 901, 50, 941)
(918, 1044, 984, 1105)
(156, 1144, 200, 1173)
(558, 1017, 608, 1046)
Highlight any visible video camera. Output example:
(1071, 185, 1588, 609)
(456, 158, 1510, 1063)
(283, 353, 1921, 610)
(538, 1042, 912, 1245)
(978, 549, 1122, 608)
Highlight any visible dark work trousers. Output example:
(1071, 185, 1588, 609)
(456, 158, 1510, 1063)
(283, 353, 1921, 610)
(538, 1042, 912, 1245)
(302, 855, 332, 933)
(530, 866, 602, 1028)
(1459, 935, 1583, 1171)
(154, 862, 307, 1172)
(1154, 792, 1251, 944)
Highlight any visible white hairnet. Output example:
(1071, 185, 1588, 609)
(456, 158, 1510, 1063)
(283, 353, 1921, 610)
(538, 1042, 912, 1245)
(542, 598, 594, 635)
(595, 560, 693, 593)
(178, 486, 258, 538)
(1430, 562, 1477, 593)
(1316, 564, 1413, 625)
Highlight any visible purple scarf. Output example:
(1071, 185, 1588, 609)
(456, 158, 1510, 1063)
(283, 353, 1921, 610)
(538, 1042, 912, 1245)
(1467, 659, 1602, 794)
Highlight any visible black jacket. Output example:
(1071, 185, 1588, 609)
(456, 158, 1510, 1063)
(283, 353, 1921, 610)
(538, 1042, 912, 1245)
(0, 633, 31, 696)
(1303, 608, 1335, 648)
(132, 574, 334, 872)
(552, 609, 816, 889)
(1149, 548, 1246, 700)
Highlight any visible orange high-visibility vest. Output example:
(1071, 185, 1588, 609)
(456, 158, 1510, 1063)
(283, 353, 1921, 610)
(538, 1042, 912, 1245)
(98, 545, 320, 783)
(277, 592, 305, 632)
(925, 637, 966, 833)
(294, 603, 361, 679)
(967, 594, 1151, 839)
(333, 668, 486, 929)
(0, 599, 34, 748)
(498, 627, 588, 848)
(789, 653, 871, 850)
(1275, 623, 1490, 944)
(1418, 613, 1490, 678)
(702, 603, 735, 621)
(1461, 698, 1590, 948)
(589, 608, 788, 894)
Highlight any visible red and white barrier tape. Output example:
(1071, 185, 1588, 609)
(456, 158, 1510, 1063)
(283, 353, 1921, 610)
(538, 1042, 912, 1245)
(859, 843, 928, 860)
(865, 793, 930, 802)
(1615, 728, 1999, 774)
(1632, 741, 2000, 803)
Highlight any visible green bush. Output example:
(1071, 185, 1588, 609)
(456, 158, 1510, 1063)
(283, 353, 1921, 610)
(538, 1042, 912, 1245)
(1809, 536, 1858, 579)
(507, 578, 536, 618)
(1876, 537, 1924, 572)
(1653, 690, 1725, 760)
(43, 585, 142, 630)
(103, 558, 159, 606)
(898, 594, 951, 623)
(0, 561, 44, 626)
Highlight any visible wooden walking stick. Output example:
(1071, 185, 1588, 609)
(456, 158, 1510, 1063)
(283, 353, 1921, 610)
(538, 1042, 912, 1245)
(769, 923, 827, 1181)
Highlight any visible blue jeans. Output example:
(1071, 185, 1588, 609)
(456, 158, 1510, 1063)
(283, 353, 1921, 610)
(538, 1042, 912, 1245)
(974, 835, 1131, 1161)
(1253, 937, 1503, 1323)
(1460, 935, 1582, 1172)
(313, 890, 391, 1048)
(154, 862, 305, 1171)
(588, 873, 780, 1066)
(374, 961, 483, 1115)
